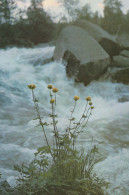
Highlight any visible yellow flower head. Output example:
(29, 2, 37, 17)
(28, 84, 36, 90)
(89, 102, 92, 105)
(47, 84, 53, 89)
(52, 87, 58, 93)
(85, 96, 91, 101)
(74, 96, 80, 101)
(91, 106, 94, 109)
(50, 99, 55, 104)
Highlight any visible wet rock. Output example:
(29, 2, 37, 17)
(111, 55, 129, 68)
(117, 34, 129, 49)
(111, 68, 129, 84)
(74, 20, 121, 57)
(120, 50, 129, 58)
(118, 97, 129, 102)
(54, 25, 110, 85)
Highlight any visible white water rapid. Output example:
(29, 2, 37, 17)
(0, 46, 129, 194)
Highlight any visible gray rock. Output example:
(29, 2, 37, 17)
(118, 97, 129, 102)
(120, 50, 129, 58)
(74, 20, 121, 57)
(109, 67, 129, 84)
(111, 55, 129, 68)
(54, 25, 110, 85)
(117, 34, 129, 49)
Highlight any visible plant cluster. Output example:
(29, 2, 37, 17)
(14, 84, 106, 195)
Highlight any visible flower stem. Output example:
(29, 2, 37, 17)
(32, 89, 55, 163)
(68, 101, 76, 135)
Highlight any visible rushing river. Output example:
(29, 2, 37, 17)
(0, 46, 129, 194)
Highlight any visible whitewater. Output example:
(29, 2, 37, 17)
(0, 46, 129, 194)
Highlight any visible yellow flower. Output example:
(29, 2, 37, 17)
(85, 96, 91, 101)
(52, 87, 58, 93)
(74, 96, 80, 101)
(91, 106, 94, 109)
(28, 84, 36, 90)
(47, 84, 53, 89)
(50, 99, 55, 104)
(89, 102, 92, 105)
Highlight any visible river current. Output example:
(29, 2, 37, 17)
(0, 46, 129, 194)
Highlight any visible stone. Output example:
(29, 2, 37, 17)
(120, 50, 129, 58)
(54, 25, 110, 85)
(110, 68, 129, 84)
(117, 34, 129, 49)
(118, 97, 129, 102)
(74, 20, 121, 57)
(111, 55, 129, 68)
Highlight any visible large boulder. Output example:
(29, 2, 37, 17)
(54, 25, 110, 85)
(111, 55, 129, 68)
(74, 20, 121, 57)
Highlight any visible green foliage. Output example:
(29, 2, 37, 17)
(0, 0, 16, 24)
(14, 84, 107, 195)
(59, 0, 79, 22)
(26, 0, 55, 44)
(0, 180, 13, 195)
(100, 0, 123, 34)
(0, 0, 55, 48)
(76, 3, 93, 21)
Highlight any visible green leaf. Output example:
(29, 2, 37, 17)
(37, 146, 50, 154)
(69, 117, 75, 121)
(42, 122, 48, 126)
(49, 114, 58, 117)
(73, 122, 80, 125)
(33, 117, 39, 120)
(82, 115, 87, 118)
(34, 99, 38, 102)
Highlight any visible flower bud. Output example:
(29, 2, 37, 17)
(28, 84, 36, 90)
(50, 99, 55, 104)
(74, 96, 80, 101)
(85, 96, 91, 101)
(52, 88, 58, 93)
(47, 84, 53, 89)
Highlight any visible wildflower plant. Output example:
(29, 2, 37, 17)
(14, 84, 106, 195)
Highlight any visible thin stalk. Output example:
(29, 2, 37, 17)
(68, 101, 76, 134)
(80, 110, 92, 132)
(51, 102, 58, 151)
(72, 103, 88, 148)
(74, 101, 88, 131)
(55, 93, 57, 105)
(72, 107, 91, 149)
(32, 89, 55, 163)
(50, 90, 53, 99)
(79, 107, 90, 129)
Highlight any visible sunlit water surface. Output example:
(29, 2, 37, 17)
(0, 46, 129, 194)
